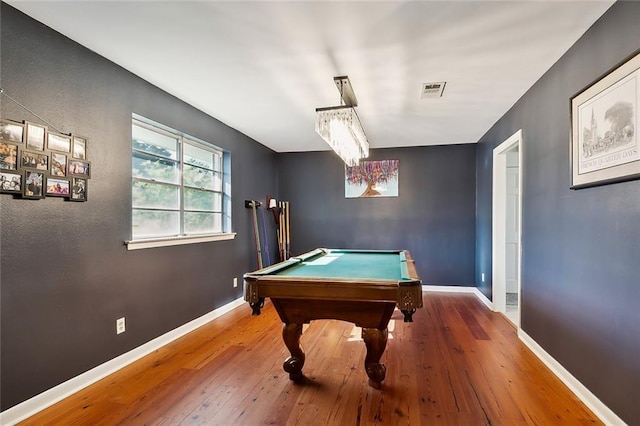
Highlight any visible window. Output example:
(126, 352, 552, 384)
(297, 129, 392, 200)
(128, 117, 233, 249)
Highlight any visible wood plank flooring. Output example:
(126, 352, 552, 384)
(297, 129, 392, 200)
(19, 293, 600, 425)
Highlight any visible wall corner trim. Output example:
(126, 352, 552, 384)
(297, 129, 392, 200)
(518, 329, 626, 426)
(0, 297, 246, 426)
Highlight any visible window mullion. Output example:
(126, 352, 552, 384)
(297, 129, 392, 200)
(133, 177, 181, 187)
(179, 136, 185, 236)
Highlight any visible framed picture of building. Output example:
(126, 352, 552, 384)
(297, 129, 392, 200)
(571, 50, 640, 188)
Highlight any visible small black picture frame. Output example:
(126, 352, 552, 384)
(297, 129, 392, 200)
(47, 132, 72, 153)
(0, 120, 24, 143)
(23, 170, 45, 199)
(72, 135, 87, 160)
(70, 177, 87, 202)
(24, 121, 47, 152)
(46, 177, 71, 197)
(0, 142, 19, 171)
(50, 152, 67, 177)
(21, 150, 49, 171)
(0, 171, 22, 193)
(68, 159, 91, 178)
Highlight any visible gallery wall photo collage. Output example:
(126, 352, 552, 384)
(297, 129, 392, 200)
(0, 119, 90, 201)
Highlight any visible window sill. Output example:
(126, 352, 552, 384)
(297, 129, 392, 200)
(125, 233, 236, 250)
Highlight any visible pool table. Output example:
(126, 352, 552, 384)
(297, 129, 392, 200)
(243, 248, 423, 388)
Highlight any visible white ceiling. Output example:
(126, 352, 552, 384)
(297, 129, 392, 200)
(7, 1, 614, 153)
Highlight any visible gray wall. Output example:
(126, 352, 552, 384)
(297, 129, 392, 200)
(475, 2, 639, 423)
(278, 145, 477, 286)
(0, 3, 278, 410)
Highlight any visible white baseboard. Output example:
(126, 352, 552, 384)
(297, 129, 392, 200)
(518, 330, 626, 426)
(0, 297, 246, 426)
(422, 285, 494, 310)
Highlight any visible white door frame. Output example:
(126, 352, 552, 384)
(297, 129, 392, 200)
(492, 129, 523, 325)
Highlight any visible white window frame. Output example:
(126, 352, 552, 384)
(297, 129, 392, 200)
(126, 117, 234, 250)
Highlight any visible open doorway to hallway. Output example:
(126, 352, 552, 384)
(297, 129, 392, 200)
(492, 130, 522, 327)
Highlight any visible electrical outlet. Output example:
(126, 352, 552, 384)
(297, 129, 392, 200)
(233, 277, 238, 288)
(116, 317, 126, 334)
(481, 273, 485, 282)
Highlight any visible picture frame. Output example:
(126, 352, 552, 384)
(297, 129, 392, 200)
(68, 159, 91, 178)
(21, 150, 49, 171)
(70, 177, 87, 201)
(0, 142, 19, 171)
(50, 152, 67, 177)
(0, 171, 22, 193)
(72, 135, 87, 160)
(345, 160, 399, 198)
(23, 170, 45, 199)
(25, 121, 47, 152)
(46, 177, 70, 197)
(47, 132, 72, 153)
(571, 50, 640, 189)
(0, 120, 24, 143)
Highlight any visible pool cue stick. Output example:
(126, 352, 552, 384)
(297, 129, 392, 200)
(285, 201, 290, 259)
(277, 201, 282, 261)
(267, 197, 281, 263)
(259, 204, 271, 266)
(279, 201, 285, 261)
(281, 201, 286, 260)
(247, 200, 263, 269)
(253, 200, 264, 269)
(275, 225, 282, 262)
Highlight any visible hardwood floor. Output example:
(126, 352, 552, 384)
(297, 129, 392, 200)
(20, 293, 600, 425)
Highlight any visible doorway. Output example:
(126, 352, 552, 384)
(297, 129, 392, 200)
(492, 130, 522, 326)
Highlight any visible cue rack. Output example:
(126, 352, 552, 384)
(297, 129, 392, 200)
(267, 196, 291, 262)
(245, 197, 291, 270)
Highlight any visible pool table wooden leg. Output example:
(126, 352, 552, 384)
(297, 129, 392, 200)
(362, 327, 388, 389)
(401, 308, 416, 322)
(282, 323, 305, 380)
(250, 297, 265, 315)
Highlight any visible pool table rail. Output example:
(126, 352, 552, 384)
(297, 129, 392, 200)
(244, 276, 422, 315)
(244, 248, 423, 315)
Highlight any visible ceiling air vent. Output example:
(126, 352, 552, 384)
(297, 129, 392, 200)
(420, 81, 446, 99)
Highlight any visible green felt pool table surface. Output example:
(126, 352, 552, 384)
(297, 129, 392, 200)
(270, 249, 412, 281)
